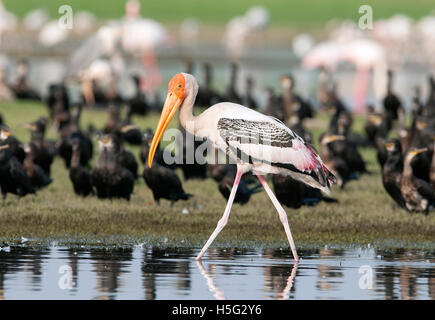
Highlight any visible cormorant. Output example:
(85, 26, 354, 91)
(69, 139, 93, 197)
(0, 144, 34, 199)
(382, 139, 406, 209)
(400, 148, 435, 214)
(208, 164, 261, 204)
(0, 125, 25, 163)
(178, 125, 208, 180)
(279, 74, 314, 122)
(224, 63, 242, 104)
(195, 63, 222, 107)
(319, 134, 356, 188)
(92, 135, 135, 200)
(128, 75, 150, 116)
(272, 174, 338, 209)
(142, 132, 192, 205)
(58, 106, 93, 168)
(25, 117, 56, 176)
(140, 128, 176, 170)
(383, 70, 403, 122)
(23, 143, 52, 190)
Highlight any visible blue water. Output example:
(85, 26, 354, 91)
(0, 245, 433, 300)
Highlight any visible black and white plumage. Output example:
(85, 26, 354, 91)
(213, 110, 335, 194)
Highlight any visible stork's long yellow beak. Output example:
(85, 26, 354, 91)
(148, 92, 182, 168)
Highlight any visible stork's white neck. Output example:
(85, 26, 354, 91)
(179, 74, 200, 135)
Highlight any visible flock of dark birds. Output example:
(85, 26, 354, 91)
(0, 61, 434, 214)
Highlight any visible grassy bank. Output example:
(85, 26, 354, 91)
(0, 101, 434, 249)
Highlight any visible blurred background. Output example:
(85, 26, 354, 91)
(0, 0, 434, 110)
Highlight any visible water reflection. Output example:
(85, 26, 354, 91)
(90, 248, 133, 300)
(0, 244, 433, 300)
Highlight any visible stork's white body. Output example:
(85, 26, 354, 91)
(155, 73, 336, 261)
(187, 102, 333, 194)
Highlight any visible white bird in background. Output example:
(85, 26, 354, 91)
(372, 14, 413, 67)
(23, 8, 50, 31)
(292, 33, 315, 59)
(66, 0, 169, 96)
(73, 11, 97, 35)
(38, 20, 70, 47)
(340, 39, 387, 113)
(148, 73, 336, 261)
(417, 15, 435, 72)
(180, 17, 201, 55)
(0, 54, 14, 101)
(0, 0, 17, 47)
(303, 37, 387, 113)
(223, 6, 270, 61)
(302, 41, 343, 70)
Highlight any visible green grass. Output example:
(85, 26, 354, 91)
(3, 0, 435, 26)
(0, 101, 434, 250)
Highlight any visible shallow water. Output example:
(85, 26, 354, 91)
(0, 245, 433, 300)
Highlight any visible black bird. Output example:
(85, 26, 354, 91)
(111, 133, 138, 179)
(0, 125, 25, 163)
(23, 143, 52, 190)
(178, 125, 208, 180)
(264, 87, 285, 122)
(287, 113, 312, 144)
(69, 139, 93, 197)
(430, 138, 435, 189)
(319, 134, 356, 189)
(118, 121, 143, 146)
(423, 76, 435, 118)
(25, 117, 56, 176)
(208, 164, 261, 204)
(383, 70, 403, 122)
(92, 135, 135, 201)
(142, 132, 192, 205)
(364, 110, 388, 146)
(0, 113, 3, 125)
(0, 144, 34, 199)
(382, 139, 406, 209)
(12, 60, 41, 101)
(272, 174, 338, 209)
(58, 106, 93, 168)
(218, 170, 261, 205)
(140, 128, 176, 170)
(46, 83, 70, 132)
(224, 63, 243, 104)
(128, 75, 150, 116)
(400, 148, 435, 214)
(243, 76, 258, 110)
(279, 74, 314, 122)
(195, 63, 223, 107)
(104, 104, 143, 145)
(322, 127, 367, 178)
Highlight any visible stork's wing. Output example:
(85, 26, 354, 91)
(64, 35, 104, 79)
(217, 117, 336, 191)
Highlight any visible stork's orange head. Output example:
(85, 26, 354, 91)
(148, 73, 187, 168)
(168, 73, 186, 101)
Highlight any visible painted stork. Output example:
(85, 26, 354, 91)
(148, 73, 336, 261)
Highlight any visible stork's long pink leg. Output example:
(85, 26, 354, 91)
(196, 170, 243, 260)
(255, 173, 299, 262)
